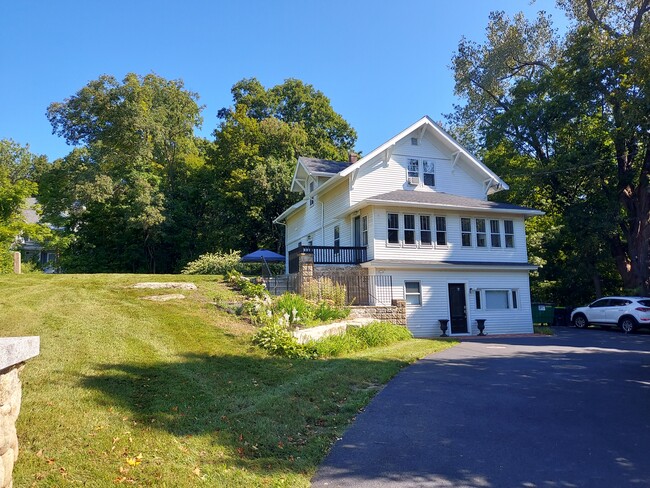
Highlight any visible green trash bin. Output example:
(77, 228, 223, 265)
(532, 303, 555, 325)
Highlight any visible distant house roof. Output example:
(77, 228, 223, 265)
(22, 197, 40, 224)
(298, 157, 350, 175)
(346, 190, 543, 217)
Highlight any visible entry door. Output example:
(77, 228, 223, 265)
(448, 283, 468, 334)
(353, 216, 361, 246)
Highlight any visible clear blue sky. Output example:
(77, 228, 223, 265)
(0, 0, 567, 161)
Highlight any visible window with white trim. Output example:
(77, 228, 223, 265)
(461, 218, 472, 247)
(435, 216, 447, 245)
(490, 219, 501, 247)
(476, 218, 487, 247)
(475, 289, 519, 310)
(404, 214, 416, 245)
(420, 215, 432, 246)
(387, 213, 399, 244)
(407, 159, 419, 179)
(361, 216, 368, 246)
(423, 160, 435, 187)
(404, 281, 422, 305)
(504, 220, 514, 248)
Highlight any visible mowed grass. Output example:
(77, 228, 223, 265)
(1, 274, 456, 487)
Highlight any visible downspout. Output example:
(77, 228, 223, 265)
(275, 220, 288, 275)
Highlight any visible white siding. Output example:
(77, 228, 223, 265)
(350, 131, 487, 204)
(382, 268, 533, 338)
(370, 206, 528, 264)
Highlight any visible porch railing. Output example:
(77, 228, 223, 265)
(288, 245, 368, 273)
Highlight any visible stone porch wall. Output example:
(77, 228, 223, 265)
(0, 337, 40, 488)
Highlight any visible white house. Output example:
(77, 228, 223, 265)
(274, 116, 543, 337)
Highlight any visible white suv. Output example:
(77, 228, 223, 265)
(571, 296, 650, 333)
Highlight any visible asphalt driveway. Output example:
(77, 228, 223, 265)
(312, 328, 650, 488)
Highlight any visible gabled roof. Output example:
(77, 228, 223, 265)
(299, 157, 350, 175)
(367, 190, 543, 215)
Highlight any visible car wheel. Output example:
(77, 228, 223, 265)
(620, 317, 637, 334)
(573, 314, 588, 329)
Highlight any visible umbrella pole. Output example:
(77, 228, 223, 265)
(262, 256, 273, 278)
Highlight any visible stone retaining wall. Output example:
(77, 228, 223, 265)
(349, 300, 407, 326)
(0, 337, 40, 488)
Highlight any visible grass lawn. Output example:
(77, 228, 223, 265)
(1, 274, 456, 487)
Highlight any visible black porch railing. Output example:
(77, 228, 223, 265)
(288, 245, 368, 273)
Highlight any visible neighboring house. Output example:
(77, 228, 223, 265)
(18, 198, 57, 271)
(274, 116, 544, 337)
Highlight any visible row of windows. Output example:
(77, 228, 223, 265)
(388, 213, 446, 246)
(388, 213, 515, 248)
(404, 281, 519, 310)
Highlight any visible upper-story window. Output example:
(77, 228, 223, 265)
(420, 216, 432, 246)
(423, 160, 435, 187)
(361, 216, 368, 246)
(435, 216, 447, 245)
(461, 218, 472, 247)
(407, 159, 419, 184)
(404, 214, 416, 245)
(387, 213, 399, 244)
(490, 220, 501, 247)
(309, 181, 315, 207)
(476, 219, 487, 247)
(504, 220, 514, 248)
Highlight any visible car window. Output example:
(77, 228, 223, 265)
(590, 299, 611, 308)
(610, 299, 630, 306)
(639, 300, 650, 307)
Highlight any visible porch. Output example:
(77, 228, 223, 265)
(288, 245, 368, 273)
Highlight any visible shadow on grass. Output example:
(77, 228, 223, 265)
(82, 352, 409, 475)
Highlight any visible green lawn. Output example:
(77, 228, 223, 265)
(1, 274, 455, 487)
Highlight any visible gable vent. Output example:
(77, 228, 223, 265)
(411, 137, 418, 146)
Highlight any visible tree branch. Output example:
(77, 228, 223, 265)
(585, 0, 620, 37)
(633, 0, 650, 35)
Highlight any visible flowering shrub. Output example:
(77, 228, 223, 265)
(252, 323, 312, 359)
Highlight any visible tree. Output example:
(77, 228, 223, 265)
(43, 73, 205, 272)
(204, 78, 357, 254)
(0, 140, 49, 272)
(449, 1, 650, 301)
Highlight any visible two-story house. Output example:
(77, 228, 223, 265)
(275, 116, 543, 337)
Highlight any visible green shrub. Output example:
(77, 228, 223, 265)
(181, 250, 242, 275)
(273, 293, 314, 326)
(350, 321, 413, 347)
(240, 280, 269, 299)
(252, 322, 310, 359)
(0, 249, 13, 274)
(313, 301, 350, 322)
(305, 332, 363, 357)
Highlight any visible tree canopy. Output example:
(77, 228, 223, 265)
(39, 75, 356, 272)
(449, 0, 650, 303)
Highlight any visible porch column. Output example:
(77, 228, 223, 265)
(298, 252, 314, 294)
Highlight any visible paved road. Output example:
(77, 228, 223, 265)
(312, 328, 650, 488)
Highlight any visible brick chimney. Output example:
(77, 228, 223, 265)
(348, 151, 359, 163)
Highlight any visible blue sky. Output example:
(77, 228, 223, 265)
(0, 0, 567, 161)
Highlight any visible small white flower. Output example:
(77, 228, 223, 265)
(267, 310, 272, 317)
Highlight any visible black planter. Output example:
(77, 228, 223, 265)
(476, 319, 486, 336)
(438, 319, 449, 337)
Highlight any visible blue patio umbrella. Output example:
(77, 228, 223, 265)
(240, 249, 285, 262)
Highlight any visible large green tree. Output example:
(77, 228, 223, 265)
(0, 140, 49, 272)
(449, 1, 650, 302)
(42, 73, 205, 272)
(204, 78, 357, 253)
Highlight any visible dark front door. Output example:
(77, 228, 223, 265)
(448, 283, 468, 334)
(353, 216, 362, 262)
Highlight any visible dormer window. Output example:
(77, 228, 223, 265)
(309, 181, 315, 207)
